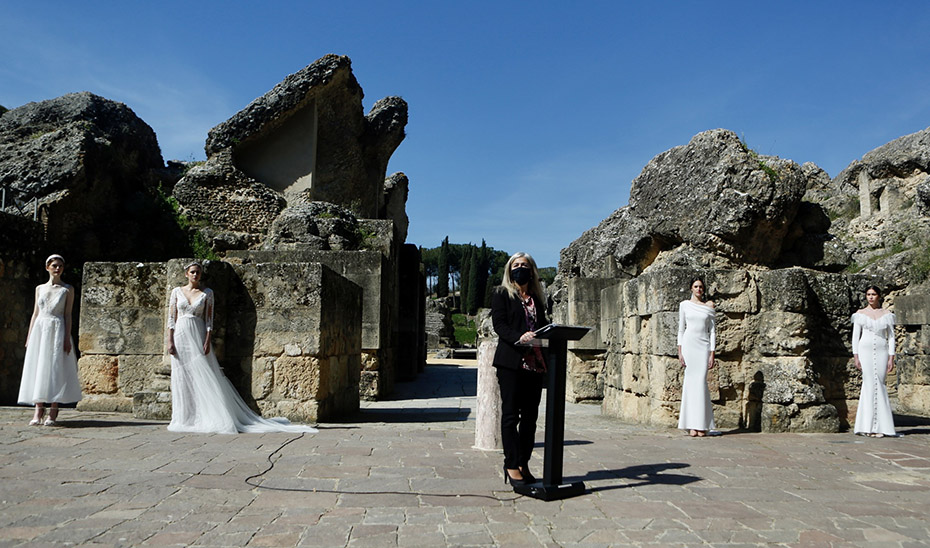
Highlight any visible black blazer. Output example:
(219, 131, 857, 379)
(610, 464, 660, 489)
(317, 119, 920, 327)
(491, 287, 550, 370)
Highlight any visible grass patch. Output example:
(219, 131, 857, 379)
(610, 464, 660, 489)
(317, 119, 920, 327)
(452, 313, 477, 346)
(154, 184, 219, 261)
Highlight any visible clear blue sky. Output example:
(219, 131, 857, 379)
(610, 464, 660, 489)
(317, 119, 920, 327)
(3, 2, 930, 268)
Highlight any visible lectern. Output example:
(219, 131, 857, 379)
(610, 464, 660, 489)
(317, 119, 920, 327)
(513, 323, 591, 501)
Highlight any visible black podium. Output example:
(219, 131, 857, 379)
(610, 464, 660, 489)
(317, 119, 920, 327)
(513, 323, 591, 501)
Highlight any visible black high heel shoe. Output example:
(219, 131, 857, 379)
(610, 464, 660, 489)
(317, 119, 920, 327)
(503, 466, 526, 486)
(520, 466, 536, 484)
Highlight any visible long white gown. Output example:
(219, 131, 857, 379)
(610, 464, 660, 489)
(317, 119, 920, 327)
(167, 287, 317, 434)
(852, 312, 896, 436)
(18, 284, 83, 405)
(677, 300, 716, 432)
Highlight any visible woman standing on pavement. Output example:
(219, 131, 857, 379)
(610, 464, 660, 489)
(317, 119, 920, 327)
(677, 276, 716, 437)
(491, 252, 549, 487)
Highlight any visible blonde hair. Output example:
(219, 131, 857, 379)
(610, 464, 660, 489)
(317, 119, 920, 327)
(500, 252, 546, 301)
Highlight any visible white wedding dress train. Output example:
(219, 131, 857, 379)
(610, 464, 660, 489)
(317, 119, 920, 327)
(167, 287, 316, 434)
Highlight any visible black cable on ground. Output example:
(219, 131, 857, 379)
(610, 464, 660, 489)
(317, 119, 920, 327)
(244, 433, 521, 502)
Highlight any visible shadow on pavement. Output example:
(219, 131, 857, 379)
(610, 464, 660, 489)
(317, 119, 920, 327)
(55, 419, 166, 428)
(339, 407, 471, 423)
(569, 462, 701, 492)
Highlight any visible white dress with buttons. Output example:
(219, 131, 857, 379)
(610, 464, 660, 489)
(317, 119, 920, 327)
(851, 312, 896, 436)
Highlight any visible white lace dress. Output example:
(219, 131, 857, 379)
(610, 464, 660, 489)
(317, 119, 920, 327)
(18, 284, 83, 405)
(852, 312, 896, 436)
(167, 287, 317, 434)
(677, 300, 716, 432)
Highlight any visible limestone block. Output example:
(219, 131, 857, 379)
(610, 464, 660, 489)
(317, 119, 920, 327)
(78, 355, 119, 394)
(77, 394, 133, 413)
(566, 350, 606, 402)
(757, 268, 808, 312)
(274, 356, 322, 400)
(475, 339, 502, 450)
(637, 269, 692, 316)
(621, 316, 643, 354)
(270, 399, 319, 424)
(758, 357, 825, 404)
(647, 355, 682, 402)
(754, 311, 809, 356)
(599, 282, 625, 346)
(117, 355, 163, 397)
(133, 391, 172, 420)
(253, 310, 322, 356)
(708, 270, 750, 296)
(250, 356, 275, 400)
(895, 295, 930, 326)
(620, 353, 650, 396)
(715, 313, 748, 356)
(804, 270, 855, 317)
(898, 384, 930, 416)
(649, 400, 677, 426)
(567, 278, 617, 350)
(713, 401, 743, 430)
(761, 402, 839, 433)
(647, 310, 679, 357)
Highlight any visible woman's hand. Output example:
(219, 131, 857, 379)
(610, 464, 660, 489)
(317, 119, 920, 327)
(64, 337, 72, 354)
(887, 356, 895, 373)
(518, 331, 536, 344)
(707, 357, 715, 369)
(854, 354, 861, 371)
(167, 334, 177, 356)
(203, 331, 211, 355)
(677, 346, 685, 367)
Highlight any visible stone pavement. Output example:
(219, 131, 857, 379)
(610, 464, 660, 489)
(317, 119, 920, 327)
(1, 359, 929, 547)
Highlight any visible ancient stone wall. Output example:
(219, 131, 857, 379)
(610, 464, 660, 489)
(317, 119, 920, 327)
(0, 213, 46, 403)
(894, 294, 930, 416)
(78, 259, 362, 422)
(600, 267, 883, 432)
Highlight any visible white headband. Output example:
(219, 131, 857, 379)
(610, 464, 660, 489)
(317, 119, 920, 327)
(45, 254, 65, 267)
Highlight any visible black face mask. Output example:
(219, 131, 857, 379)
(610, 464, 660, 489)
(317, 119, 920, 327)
(511, 267, 532, 285)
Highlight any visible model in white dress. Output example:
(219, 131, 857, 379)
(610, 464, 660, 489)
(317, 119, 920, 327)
(677, 278, 716, 436)
(852, 296, 896, 437)
(19, 255, 82, 426)
(167, 263, 317, 434)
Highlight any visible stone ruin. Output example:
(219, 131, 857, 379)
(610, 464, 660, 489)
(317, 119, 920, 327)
(553, 128, 930, 432)
(0, 54, 426, 420)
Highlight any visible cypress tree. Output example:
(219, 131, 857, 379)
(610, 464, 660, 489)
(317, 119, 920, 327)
(437, 237, 449, 298)
(467, 246, 480, 314)
(460, 246, 471, 313)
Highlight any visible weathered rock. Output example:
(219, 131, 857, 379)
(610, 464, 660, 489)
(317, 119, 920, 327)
(558, 129, 809, 281)
(0, 92, 187, 263)
(263, 202, 360, 251)
(178, 53, 408, 236)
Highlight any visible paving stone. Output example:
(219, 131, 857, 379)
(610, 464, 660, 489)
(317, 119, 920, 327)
(1, 360, 929, 547)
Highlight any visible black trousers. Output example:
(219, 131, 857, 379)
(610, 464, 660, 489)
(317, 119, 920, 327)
(496, 366, 544, 470)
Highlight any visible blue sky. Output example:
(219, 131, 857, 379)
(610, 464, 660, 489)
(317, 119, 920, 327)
(3, 2, 930, 268)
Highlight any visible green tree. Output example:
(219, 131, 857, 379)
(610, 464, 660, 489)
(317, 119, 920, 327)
(460, 246, 471, 313)
(467, 245, 481, 314)
(437, 236, 450, 297)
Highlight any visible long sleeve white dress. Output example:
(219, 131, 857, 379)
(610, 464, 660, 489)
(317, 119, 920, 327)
(18, 284, 83, 405)
(677, 300, 716, 432)
(168, 287, 317, 434)
(852, 312, 896, 436)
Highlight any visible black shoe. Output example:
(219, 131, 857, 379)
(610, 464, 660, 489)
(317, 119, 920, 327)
(520, 466, 536, 484)
(503, 466, 527, 486)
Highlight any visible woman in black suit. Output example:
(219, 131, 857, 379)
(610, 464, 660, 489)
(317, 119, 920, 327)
(491, 251, 549, 487)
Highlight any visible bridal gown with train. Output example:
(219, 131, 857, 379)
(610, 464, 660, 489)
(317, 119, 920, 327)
(852, 312, 896, 436)
(18, 284, 83, 405)
(677, 300, 716, 432)
(167, 287, 317, 434)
